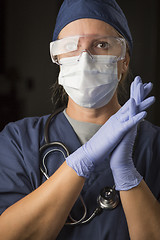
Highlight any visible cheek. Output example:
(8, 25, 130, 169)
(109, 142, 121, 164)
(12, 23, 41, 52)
(117, 61, 123, 79)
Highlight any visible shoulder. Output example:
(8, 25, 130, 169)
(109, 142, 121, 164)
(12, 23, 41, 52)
(0, 115, 50, 191)
(1, 115, 49, 132)
(0, 115, 50, 172)
(0, 115, 49, 143)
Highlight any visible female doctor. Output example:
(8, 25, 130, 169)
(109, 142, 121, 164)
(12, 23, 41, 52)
(0, 0, 160, 239)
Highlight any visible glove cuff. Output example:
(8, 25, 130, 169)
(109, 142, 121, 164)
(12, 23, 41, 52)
(66, 145, 94, 178)
(112, 167, 143, 191)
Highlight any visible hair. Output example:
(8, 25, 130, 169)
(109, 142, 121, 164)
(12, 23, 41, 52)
(117, 68, 133, 105)
(51, 82, 68, 112)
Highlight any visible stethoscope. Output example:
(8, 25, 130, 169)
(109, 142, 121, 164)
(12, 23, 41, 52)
(39, 108, 119, 225)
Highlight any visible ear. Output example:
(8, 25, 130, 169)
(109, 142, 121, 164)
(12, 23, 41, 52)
(121, 53, 130, 73)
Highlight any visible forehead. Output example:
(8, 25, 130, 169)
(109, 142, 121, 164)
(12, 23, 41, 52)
(58, 18, 119, 39)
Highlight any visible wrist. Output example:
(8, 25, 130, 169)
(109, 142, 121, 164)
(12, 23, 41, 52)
(111, 166, 143, 191)
(66, 145, 94, 178)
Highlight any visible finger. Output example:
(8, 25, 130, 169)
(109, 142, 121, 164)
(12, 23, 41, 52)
(143, 83, 147, 87)
(130, 81, 134, 99)
(119, 99, 137, 122)
(129, 98, 137, 118)
(143, 82, 153, 98)
(135, 83, 144, 104)
(135, 75, 142, 84)
(136, 82, 153, 103)
(120, 112, 129, 122)
(122, 111, 146, 135)
(118, 98, 131, 114)
(130, 76, 142, 100)
(139, 96, 155, 111)
(126, 111, 147, 129)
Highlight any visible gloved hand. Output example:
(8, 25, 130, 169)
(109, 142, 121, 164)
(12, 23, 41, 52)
(110, 76, 155, 191)
(110, 125, 141, 191)
(66, 77, 154, 178)
(66, 106, 146, 179)
(130, 75, 155, 111)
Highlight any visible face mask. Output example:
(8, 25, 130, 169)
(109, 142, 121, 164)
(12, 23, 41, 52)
(58, 52, 120, 109)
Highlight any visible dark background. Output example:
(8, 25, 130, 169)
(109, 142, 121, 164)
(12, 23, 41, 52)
(0, 0, 160, 131)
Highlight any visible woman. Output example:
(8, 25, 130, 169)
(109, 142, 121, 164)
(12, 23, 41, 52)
(0, 0, 159, 239)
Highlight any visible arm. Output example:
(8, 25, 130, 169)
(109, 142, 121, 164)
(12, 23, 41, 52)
(120, 180, 160, 240)
(109, 78, 159, 238)
(0, 77, 153, 239)
(0, 162, 85, 240)
(109, 76, 160, 239)
(110, 124, 160, 239)
(0, 98, 146, 240)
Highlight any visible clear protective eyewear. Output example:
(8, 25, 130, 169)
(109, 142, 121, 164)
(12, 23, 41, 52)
(50, 34, 126, 65)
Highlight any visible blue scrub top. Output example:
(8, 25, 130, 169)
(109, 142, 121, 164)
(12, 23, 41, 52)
(0, 112, 160, 239)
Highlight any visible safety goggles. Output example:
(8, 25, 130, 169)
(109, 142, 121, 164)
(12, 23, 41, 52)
(50, 34, 126, 64)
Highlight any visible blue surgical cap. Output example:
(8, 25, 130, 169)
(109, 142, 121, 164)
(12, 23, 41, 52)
(53, 0, 133, 53)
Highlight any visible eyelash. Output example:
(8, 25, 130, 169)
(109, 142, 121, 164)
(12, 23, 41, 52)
(95, 42, 110, 49)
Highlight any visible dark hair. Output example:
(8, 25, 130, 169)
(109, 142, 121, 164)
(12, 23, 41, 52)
(51, 81, 68, 112)
(117, 69, 133, 106)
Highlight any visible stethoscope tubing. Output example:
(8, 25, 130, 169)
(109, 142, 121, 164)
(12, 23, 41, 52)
(39, 109, 119, 225)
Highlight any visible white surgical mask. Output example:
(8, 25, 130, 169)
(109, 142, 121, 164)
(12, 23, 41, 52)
(58, 52, 120, 108)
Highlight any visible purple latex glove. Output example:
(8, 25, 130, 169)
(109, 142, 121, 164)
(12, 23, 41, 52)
(130, 76, 155, 111)
(110, 76, 155, 190)
(110, 125, 141, 191)
(66, 77, 154, 179)
(66, 99, 146, 178)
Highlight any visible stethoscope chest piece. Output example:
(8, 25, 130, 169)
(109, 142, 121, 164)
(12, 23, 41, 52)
(40, 110, 120, 225)
(97, 186, 119, 210)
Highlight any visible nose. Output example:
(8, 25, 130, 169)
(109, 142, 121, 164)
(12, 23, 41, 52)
(76, 37, 94, 60)
(78, 49, 93, 60)
(78, 37, 92, 52)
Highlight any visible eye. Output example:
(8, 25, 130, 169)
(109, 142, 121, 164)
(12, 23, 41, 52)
(96, 41, 110, 49)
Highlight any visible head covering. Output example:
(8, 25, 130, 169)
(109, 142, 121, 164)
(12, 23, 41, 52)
(52, 0, 133, 53)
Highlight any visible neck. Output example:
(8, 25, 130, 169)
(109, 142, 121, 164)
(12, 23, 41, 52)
(66, 94, 121, 125)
